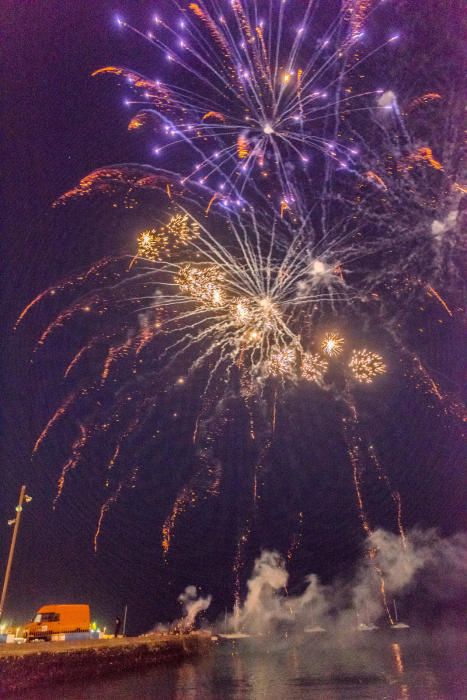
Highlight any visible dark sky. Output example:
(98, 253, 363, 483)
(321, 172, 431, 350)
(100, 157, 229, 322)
(2, 1, 465, 634)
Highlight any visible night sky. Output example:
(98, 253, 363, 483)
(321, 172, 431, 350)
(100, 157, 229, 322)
(2, 0, 465, 635)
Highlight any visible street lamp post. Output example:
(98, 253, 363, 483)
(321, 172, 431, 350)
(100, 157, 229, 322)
(0, 485, 32, 624)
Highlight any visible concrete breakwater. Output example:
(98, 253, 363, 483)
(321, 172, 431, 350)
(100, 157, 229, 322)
(0, 632, 211, 695)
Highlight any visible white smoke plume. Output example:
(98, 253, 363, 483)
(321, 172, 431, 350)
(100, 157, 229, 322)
(225, 529, 467, 634)
(234, 551, 289, 633)
(176, 585, 212, 632)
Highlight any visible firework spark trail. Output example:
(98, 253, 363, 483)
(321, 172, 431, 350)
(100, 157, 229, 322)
(233, 518, 252, 615)
(245, 397, 256, 441)
(426, 284, 453, 317)
(237, 359, 260, 442)
(343, 402, 371, 537)
(104, 444, 121, 485)
(188, 3, 232, 59)
(364, 170, 387, 190)
(343, 393, 394, 624)
(13, 258, 117, 331)
(134, 323, 158, 356)
(14, 289, 57, 332)
(406, 92, 442, 113)
(233, 428, 273, 608)
(392, 491, 407, 552)
(343, 0, 376, 44)
(32, 392, 78, 456)
(102, 411, 148, 488)
(54, 166, 177, 208)
(192, 388, 219, 445)
(94, 482, 124, 553)
(35, 298, 97, 351)
(93, 466, 140, 553)
(161, 455, 222, 557)
(346, 375, 408, 555)
(205, 192, 219, 216)
(403, 350, 466, 422)
(367, 444, 407, 551)
(64, 340, 97, 378)
(54, 424, 90, 506)
(100, 345, 121, 383)
(377, 573, 394, 625)
(406, 146, 444, 172)
(271, 387, 278, 435)
(100, 338, 132, 384)
(162, 401, 225, 557)
(287, 511, 304, 563)
(253, 436, 272, 507)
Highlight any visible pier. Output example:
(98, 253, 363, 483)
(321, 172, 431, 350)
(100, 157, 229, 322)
(0, 632, 211, 695)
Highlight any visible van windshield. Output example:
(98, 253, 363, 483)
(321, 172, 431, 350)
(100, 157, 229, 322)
(34, 612, 60, 623)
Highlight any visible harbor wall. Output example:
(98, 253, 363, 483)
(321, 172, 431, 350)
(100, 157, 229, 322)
(0, 633, 211, 695)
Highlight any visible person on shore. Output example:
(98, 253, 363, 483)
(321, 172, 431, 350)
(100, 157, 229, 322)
(114, 616, 122, 637)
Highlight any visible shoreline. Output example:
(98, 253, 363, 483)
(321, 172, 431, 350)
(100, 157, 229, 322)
(0, 632, 211, 695)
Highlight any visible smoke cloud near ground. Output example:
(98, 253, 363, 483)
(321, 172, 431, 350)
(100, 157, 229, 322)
(153, 585, 212, 633)
(177, 585, 212, 632)
(224, 528, 467, 634)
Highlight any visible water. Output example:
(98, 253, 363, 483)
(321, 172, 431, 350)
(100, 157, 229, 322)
(22, 631, 466, 699)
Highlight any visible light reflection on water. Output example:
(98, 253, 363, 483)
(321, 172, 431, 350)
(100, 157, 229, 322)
(22, 631, 466, 699)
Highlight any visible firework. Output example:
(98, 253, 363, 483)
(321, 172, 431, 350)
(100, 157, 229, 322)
(321, 332, 345, 358)
(90, 1, 400, 210)
(27, 203, 390, 478)
(342, 394, 395, 624)
(128, 110, 157, 131)
(53, 165, 178, 209)
(175, 264, 226, 307)
(54, 424, 89, 506)
(137, 229, 166, 262)
(343, 0, 376, 44)
(32, 392, 78, 455)
(137, 214, 200, 262)
(229, 298, 255, 326)
(301, 353, 328, 384)
(349, 349, 386, 383)
(17, 0, 464, 609)
(425, 285, 453, 317)
(400, 146, 444, 173)
(268, 347, 297, 378)
(406, 92, 442, 113)
(22, 191, 460, 580)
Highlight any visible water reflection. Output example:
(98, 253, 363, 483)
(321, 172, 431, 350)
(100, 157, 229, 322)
(391, 642, 410, 698)
(17, 630, 466, 700)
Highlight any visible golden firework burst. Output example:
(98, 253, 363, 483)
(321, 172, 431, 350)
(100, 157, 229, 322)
(301, 353, 328, 383)
(321, 332, 345, 357)
(349, 349, 386, 383)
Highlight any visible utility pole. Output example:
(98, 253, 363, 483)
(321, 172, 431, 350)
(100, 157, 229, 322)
(122, 604, 128, 636)
(0, 485, 32, 624)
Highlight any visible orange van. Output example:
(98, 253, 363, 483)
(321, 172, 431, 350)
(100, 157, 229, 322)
(24, 604, 91, 641)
